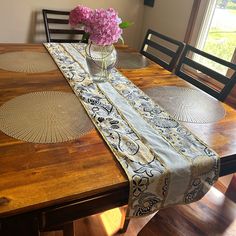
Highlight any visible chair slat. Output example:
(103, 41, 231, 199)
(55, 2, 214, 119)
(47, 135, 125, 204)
(50, 39, 83, 43)
(44, 10, 69, 15)
(189, 45, 236, 70)
(148, 29, 184, 47)
(49, 29, 85, 34)
(47, 18, 69, 24)
(146, 39, 175, 58)
(184, 57, 229, 84)
(142, 51, 169, 70)
(178, 70, 220, 99)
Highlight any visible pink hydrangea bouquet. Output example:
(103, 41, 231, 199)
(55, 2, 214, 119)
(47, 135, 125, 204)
(69, 5, 132, 46)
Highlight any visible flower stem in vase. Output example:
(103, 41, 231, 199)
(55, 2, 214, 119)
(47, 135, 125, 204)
(85, 43, 117, 83)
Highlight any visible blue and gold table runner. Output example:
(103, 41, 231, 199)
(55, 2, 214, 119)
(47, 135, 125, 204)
(44, 43, 219, 218)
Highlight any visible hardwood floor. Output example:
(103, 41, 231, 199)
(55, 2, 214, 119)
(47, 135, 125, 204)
(138, 178, 236, 236)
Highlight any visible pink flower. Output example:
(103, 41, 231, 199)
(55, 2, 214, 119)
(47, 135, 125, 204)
(69, 6, 123, 46)
(69, 5, 93, 27)
(86, 8, 122, 46)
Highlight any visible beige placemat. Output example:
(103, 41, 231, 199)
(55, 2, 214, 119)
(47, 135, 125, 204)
(0, 51, 57, 73)
(0, 91, 94, 143)
(144, 86, 225, 123)
(116, 52, 149, 69)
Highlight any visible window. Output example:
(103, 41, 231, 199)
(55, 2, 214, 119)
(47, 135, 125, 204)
(195, 0, 236, 75)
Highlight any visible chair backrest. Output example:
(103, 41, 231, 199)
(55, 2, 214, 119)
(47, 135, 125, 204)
(140, 29, 185, 71)
(175, 44, 236, 101)
(42, 9, 87, 43)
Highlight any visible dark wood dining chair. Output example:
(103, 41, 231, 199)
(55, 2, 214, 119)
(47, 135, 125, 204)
(42, 9, 87, 43)
(138, 176, 236, 236)
(175, 44, 236, 101)
(140, 29, 185, 72)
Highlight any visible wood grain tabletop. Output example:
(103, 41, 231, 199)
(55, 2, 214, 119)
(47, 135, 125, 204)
(0, 44, 236, 219)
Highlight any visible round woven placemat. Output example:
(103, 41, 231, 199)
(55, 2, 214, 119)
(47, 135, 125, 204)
(0, 51, 57, 73)
(144, 86, 225, 123)
(116, 52, 149, 69)
(0, 91, 94, 143)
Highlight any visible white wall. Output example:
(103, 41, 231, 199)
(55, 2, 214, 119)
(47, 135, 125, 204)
(0, 0, 144, 49)
(141, 0, 193, 45)
(141, 0, 210, 48)
(0, 0, 208, 49)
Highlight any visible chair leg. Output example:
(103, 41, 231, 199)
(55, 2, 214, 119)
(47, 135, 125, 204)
(119, 218, 130, 234)
(118, 206, 130, 234)
(225, 174, 236, 202)
(63, 222, 74, 236)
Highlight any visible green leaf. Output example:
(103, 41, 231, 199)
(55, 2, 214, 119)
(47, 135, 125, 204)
(119, 21, 134, 29)
(82, 32, 90, 43)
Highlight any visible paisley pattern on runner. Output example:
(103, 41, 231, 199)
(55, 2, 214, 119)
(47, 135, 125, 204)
(44, 43, 220, 217)
(107, 69, 219, 203)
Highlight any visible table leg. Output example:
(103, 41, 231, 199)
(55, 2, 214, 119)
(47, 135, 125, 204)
(225, 174, 236, 202)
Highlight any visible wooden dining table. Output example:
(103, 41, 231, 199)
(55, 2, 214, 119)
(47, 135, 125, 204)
(0, 44, 236, 236)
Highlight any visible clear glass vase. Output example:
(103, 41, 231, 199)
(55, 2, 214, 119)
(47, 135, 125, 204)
(85, 43, 117, 83)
